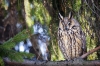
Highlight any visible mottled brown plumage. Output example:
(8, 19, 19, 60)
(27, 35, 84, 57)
(58, 12, 86, 61)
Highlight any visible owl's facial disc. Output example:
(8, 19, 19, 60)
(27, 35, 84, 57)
(65, 22, 70, 30)
(63, 18, 71, 30)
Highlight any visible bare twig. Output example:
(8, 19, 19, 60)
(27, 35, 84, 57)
(81, 46, 100, 59)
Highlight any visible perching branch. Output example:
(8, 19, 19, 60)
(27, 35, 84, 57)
(4, 58, 100, 66)
(4, 46, 100, 66)
(81, 46, 100, 59)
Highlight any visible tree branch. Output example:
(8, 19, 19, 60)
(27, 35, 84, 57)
(4, 58, 100, 66)
(81, 46, 100, 59)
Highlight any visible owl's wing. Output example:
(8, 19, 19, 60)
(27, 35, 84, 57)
(81, 31, 87, 54)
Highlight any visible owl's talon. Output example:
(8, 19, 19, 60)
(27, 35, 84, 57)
(73, 58, 84, 63)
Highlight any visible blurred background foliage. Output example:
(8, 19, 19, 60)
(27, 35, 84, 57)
(0, 0, 100, 65)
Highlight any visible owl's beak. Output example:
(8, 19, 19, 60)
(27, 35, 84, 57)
(65, 27, 69, 30)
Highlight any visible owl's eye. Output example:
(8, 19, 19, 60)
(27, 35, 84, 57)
(72, 26, 76, 29)
(68, 22, 71, 25)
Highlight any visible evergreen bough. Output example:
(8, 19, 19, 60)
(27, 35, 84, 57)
(0, 28, 34, 66)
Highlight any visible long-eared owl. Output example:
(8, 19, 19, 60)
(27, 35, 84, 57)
(57, 12, 86, 61)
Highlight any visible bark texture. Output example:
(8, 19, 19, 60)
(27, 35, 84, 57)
(4, 58, 100, 66)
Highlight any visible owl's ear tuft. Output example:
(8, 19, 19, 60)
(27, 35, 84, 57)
(58, 13, 63, 20)
(68, 12, 73, 19)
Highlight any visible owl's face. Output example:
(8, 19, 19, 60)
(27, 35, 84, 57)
(59, 13, 80, 32)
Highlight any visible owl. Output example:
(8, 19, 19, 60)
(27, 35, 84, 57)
(57, 12, 86, 61)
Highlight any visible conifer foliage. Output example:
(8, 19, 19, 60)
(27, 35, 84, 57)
(0, 29, 34, 65)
